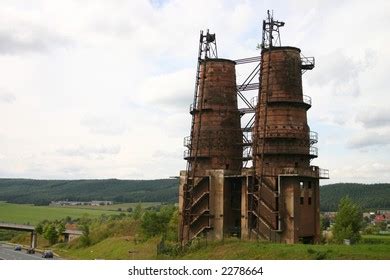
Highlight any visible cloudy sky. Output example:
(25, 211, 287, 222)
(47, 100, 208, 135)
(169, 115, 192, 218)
(0, 0, 389, 183)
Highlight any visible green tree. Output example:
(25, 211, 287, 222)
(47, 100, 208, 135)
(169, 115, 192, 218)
(57, 222, 65, 236)
(378, 221, 387, 231)
(43, 224, 59, 245)
(35, 223, 43, 235)
(166, 208, 179, 241)
(141, 206, 175, 238)
(133, 203, 143, 220)
(332, 196, 362, 244)
(79, 222, 91, 247)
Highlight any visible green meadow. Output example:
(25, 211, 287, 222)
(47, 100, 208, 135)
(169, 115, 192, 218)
(0, 202, 116, 225)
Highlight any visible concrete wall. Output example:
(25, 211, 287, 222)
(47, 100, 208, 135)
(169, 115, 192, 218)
(279, 175, 320, 244)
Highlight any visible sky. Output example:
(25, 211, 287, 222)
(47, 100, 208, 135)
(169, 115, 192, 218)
(0, 0, 389, 183)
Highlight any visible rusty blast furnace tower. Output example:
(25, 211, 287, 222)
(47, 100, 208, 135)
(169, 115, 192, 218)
(179, 12, 329, 245)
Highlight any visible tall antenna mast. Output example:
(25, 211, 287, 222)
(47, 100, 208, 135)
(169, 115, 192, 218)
(261, 10, 285, 49)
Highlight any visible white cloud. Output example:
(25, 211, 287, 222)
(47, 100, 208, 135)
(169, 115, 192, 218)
(0, 92, 15, 103)
(137, 68, 193, 110)
(0, 0, 389, 182)
(347, 131, 390, 149)
(356, 107, 390, 128)
(80, 116, 129, 135)
(57, 145, 121, 159)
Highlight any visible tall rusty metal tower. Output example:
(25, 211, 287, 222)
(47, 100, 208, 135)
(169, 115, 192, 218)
(179, 11, 329, 245)
(179, 30, 243, 244)
(247, 10, 328, 243)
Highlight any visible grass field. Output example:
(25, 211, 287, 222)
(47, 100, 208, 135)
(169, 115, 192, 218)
(361, 234, 390, 244)
(0, 202, 117, 225)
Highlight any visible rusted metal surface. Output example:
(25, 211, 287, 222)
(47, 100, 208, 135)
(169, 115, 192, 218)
(254, 47, 315, 173)
(180, 58, 243, 245)
(180, 13, 328, 245)
(251, 47, 321, 243)
(185, 59, 242, 173)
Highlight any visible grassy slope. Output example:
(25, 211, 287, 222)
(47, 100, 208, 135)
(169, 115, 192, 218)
(0, 202, 115, 225)
(54, 237, 390, 260)
(56, 237, 160, 260)
(177, 239, 390, 260)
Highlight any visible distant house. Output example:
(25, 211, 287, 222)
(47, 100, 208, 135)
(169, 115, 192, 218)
(374, 214, 386, 224)
(91, 201, 113, 206)
(363, 212, 371, 219)
(323, 212, 337, 220)
(50, 200, 113, 206)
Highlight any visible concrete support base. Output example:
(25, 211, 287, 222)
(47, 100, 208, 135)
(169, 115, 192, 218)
(30, 231, 37, 249)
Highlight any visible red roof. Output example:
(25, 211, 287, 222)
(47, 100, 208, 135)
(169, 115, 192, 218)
(374, 215, 385, 223)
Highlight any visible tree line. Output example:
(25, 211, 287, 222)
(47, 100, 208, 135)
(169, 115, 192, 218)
(320, 183, 390, 211)
(0, 179, 389, 211)
(0, 178, 178, 205)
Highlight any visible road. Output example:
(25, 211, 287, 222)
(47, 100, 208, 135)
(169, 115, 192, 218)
(0, 243, 58, 260)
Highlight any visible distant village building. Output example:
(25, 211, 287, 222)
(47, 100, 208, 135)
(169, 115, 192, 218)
(374, 213, 390, 224)
(50, 200, 113, 206)
(91, 201, 113, 206)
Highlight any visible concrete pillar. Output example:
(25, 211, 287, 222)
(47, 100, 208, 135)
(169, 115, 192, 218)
(209, 170, 224, 240)
(178, 171, 186, 244)
(31, 231, 37, 249)
(240, 176, 249, 240)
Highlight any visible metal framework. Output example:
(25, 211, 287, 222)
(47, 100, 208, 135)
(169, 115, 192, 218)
(234, 57, 259, 167)
(261, 10, 285, 49)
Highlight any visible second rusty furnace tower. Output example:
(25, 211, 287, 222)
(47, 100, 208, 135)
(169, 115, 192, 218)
(179, 11, 329, 245)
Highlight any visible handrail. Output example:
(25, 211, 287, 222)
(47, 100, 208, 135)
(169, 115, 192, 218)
(254, 144, 318, 157)
(301, 55, 315, 70)
(189, 103, 196, 113)
(250, 95, 311, 106)
(303, 95, 312, 105)
(190, 206, 209, 224)
(183, 136, 191, 147)
(257, 130, 318, 142)
(243, 147, 252, 159)
(309, 131, 318, 143)
(235, 56, 261, 65)
(310, 146, 318, 157)
(238, 107, 256, 114)
(191, 190, 209, 207)
(236, 83, 260, 91)
(319, 168, 330, 179)
(250, 96, 258, 107)
(183, 149, 191, 159)
(191, 224, 211, 239)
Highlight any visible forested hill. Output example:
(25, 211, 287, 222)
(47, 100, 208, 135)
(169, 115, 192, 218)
(0, 179, 389, 211)
(0, 178, 178, 205)
(320, 183, 390, 211)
